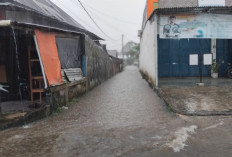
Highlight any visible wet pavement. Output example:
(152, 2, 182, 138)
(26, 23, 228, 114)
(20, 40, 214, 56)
(159, 77, 232, 115)
(159, 86, 232, 115)
(1, 66, 232, 157)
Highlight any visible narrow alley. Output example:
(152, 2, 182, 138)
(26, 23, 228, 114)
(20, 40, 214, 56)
(0, 66, 232, 157)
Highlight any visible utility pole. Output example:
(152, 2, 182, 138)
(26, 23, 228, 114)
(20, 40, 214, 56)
(122, 34, 124, 59)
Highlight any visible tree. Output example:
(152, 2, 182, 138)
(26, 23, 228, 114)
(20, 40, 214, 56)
(123, 42, 139, 65)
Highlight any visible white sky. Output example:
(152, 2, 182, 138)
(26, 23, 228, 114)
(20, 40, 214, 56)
(51, 0, 146, 52)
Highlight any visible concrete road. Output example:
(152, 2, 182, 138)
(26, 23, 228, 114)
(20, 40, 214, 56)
(0, 66, 232, 157)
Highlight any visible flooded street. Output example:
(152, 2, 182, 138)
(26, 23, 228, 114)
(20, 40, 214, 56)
(1, 66, 232, 157)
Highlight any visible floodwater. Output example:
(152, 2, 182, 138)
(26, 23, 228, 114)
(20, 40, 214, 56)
(1, 66, 232, 157)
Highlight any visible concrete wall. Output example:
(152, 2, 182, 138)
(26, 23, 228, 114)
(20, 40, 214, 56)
(48, 79, 87, 111)
(85, 36, 123, 89)
(111, 56, 123, 74)
(46, 36, 122, 111)
(139, 15, 158, 86)
(159, 0, 232, 8)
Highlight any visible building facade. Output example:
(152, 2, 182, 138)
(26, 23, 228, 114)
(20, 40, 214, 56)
(0, 0, 122, 111)
(139, 0, 232, 87)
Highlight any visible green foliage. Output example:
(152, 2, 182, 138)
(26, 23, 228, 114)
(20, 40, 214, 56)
(68, 98, 78, 105)
(52, 104, 63, 115)
(211, 59, 223, 73)
(123, 41, 140, 65)
(126, 57, 136, 65)
(167, 106, 173, 113)
(56, 106, 63, 113)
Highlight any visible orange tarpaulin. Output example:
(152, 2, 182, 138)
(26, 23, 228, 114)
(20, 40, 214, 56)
(35, 30, 62, 86)
(147, 0, 158, 18)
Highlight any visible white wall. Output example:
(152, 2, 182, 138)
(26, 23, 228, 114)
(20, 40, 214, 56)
(139, 15, 158, 86)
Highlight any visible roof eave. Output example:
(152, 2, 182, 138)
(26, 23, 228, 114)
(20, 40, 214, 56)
(0, 3, 103, 41)
(148, 6, 232, 20)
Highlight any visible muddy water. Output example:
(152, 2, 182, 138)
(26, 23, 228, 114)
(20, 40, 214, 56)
(1, 66, 232, 157)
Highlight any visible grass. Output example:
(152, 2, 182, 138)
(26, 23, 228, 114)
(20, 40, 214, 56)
(167, 105, 173, 113)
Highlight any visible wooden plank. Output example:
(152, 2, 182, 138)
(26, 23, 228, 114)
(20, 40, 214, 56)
(61, 69, 68, 83)
(32, 89, 44, 92)
(32, 76, 44, 80)
(0, 65, 7, 83)
(34, 35, 48, 88)
(49, 78, 86, 92)
(30, 59, 40, 62)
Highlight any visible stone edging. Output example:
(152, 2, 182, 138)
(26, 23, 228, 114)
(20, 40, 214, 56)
(143, 76, 232, 116)
(0, 105, 50, 131)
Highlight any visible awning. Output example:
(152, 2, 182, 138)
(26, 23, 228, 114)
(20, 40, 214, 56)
(34, 29, 62, 86)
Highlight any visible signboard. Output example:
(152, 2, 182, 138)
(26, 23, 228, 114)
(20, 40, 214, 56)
(203, 54, 212, 65)
(189, 54, 198, 65)
(159, 14, 232, 39)
(198, 0, 225, 7)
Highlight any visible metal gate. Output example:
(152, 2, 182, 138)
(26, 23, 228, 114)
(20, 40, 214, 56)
(158, 37, 212, 77)
(216, 39, 232, 76)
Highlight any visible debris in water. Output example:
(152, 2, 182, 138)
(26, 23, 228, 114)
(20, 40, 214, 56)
(152, 135, 162, 139)
(166, 125, 197, 152)
(202, 121, 224, 131)
(23, 125, 31, 129)
(62, 106, 69, 110)
(7, 135, 24, 141)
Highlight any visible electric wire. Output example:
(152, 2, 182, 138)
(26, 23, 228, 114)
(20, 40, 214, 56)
(72, 0, 137, 40)
(55, 0, 121, 41)
(72, 0, 138, 39)
(54, 0, 136, 50)
(73, 0, 140, 25)
(107, 43, 122, 48)
(55, 0, 96, 33)
(57, 0, 135, 41)
(77, 0, 119, 41)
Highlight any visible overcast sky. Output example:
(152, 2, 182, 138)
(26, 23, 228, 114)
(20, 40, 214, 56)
(51, 0, 146, 52)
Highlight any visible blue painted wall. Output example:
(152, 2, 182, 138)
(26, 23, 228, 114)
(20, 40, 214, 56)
(82, 55, 86, 77)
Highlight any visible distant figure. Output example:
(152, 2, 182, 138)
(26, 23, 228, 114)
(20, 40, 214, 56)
(163, 16, 181, 38)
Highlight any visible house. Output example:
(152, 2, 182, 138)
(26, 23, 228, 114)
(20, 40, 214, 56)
(108, 50, 118, 58)
(139, 0, 232, 87)
(107, 50, 123, 75)
(0, 0, 122, 112)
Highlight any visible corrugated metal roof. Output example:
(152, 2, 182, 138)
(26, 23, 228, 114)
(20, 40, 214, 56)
(14, 0, 85, 29)
(148, 6, 232, 19)
(0, 0, 103, 40)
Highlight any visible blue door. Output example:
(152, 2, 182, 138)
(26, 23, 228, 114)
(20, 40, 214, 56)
(216, 39, 232, 77)
(158, 37, 211, 77)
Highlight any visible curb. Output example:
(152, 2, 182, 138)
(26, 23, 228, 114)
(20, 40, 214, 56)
(154, 88, 232, 116)
(143, 77, 232, 117)
(0, 105, 50, 131)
